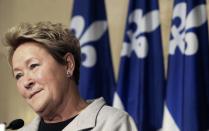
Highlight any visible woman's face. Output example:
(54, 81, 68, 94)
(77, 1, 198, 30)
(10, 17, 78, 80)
(12, 42, 70, 115)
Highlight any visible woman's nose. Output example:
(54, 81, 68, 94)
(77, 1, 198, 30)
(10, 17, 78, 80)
(24, 80, 35, 90)
(23, 76, 35, 90)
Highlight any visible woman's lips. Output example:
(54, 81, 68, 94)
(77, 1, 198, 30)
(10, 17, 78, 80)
(29, 89, 42, 99)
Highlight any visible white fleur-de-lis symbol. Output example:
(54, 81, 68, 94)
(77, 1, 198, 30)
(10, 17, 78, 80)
(169, 3, 207, 55)
(121, 9, 160, 58)
(70, 16, 107, 67)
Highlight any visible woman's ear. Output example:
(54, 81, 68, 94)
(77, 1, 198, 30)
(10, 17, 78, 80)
(64, 52, 75, 77)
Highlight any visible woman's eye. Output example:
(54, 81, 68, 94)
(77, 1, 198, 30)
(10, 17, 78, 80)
(30, 64, 39, 69)
(15, 73, 22, 80)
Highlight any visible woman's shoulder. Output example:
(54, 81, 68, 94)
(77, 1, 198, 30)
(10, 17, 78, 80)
(99, 104, 129, 118)
(86, 97, 129, 119)
(89, 98, 138, 131)
(85, 97, 132, 120)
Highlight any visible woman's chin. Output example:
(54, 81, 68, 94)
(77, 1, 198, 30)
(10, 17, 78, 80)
(31, 103, 46, 114)
(28, 99, 49, 115)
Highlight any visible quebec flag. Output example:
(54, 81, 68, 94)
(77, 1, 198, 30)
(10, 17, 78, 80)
(161, 0, 209, 131)
(70, 0, 115, 105)
(113, 0, 165, 130)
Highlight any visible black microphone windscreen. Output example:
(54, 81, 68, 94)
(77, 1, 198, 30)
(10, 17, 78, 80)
(6, 119, 24, 130)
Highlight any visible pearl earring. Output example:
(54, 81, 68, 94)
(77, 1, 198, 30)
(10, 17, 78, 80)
(66, 71, 72, 77)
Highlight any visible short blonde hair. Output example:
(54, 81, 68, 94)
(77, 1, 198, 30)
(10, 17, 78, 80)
(4, 21, 81, 84)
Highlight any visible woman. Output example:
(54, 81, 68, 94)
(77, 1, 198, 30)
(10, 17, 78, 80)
(4, 22, 137, 131)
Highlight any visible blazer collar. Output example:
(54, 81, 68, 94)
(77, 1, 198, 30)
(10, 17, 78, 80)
(63, 97, 105, 131)
(21, 116, 40, 131)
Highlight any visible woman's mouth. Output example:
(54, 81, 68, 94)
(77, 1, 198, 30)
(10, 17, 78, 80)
(29, 89, 42, 99)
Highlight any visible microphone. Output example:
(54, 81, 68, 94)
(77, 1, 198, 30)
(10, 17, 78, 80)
(6, 119, 24, 130)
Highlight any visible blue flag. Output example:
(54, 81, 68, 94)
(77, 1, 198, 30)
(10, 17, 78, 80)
(113, 0, 165, 130)
(70, 0, 115, 105)
(162, 0, 209, 130)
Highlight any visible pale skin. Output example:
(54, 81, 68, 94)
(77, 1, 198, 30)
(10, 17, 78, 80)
(12, 42, 88, 123)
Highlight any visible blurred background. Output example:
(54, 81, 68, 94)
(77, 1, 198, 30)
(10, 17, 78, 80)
(0, 0, 207, 127)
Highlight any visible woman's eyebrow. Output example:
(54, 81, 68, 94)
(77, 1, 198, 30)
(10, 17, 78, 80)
(13, 57, 38, 72)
